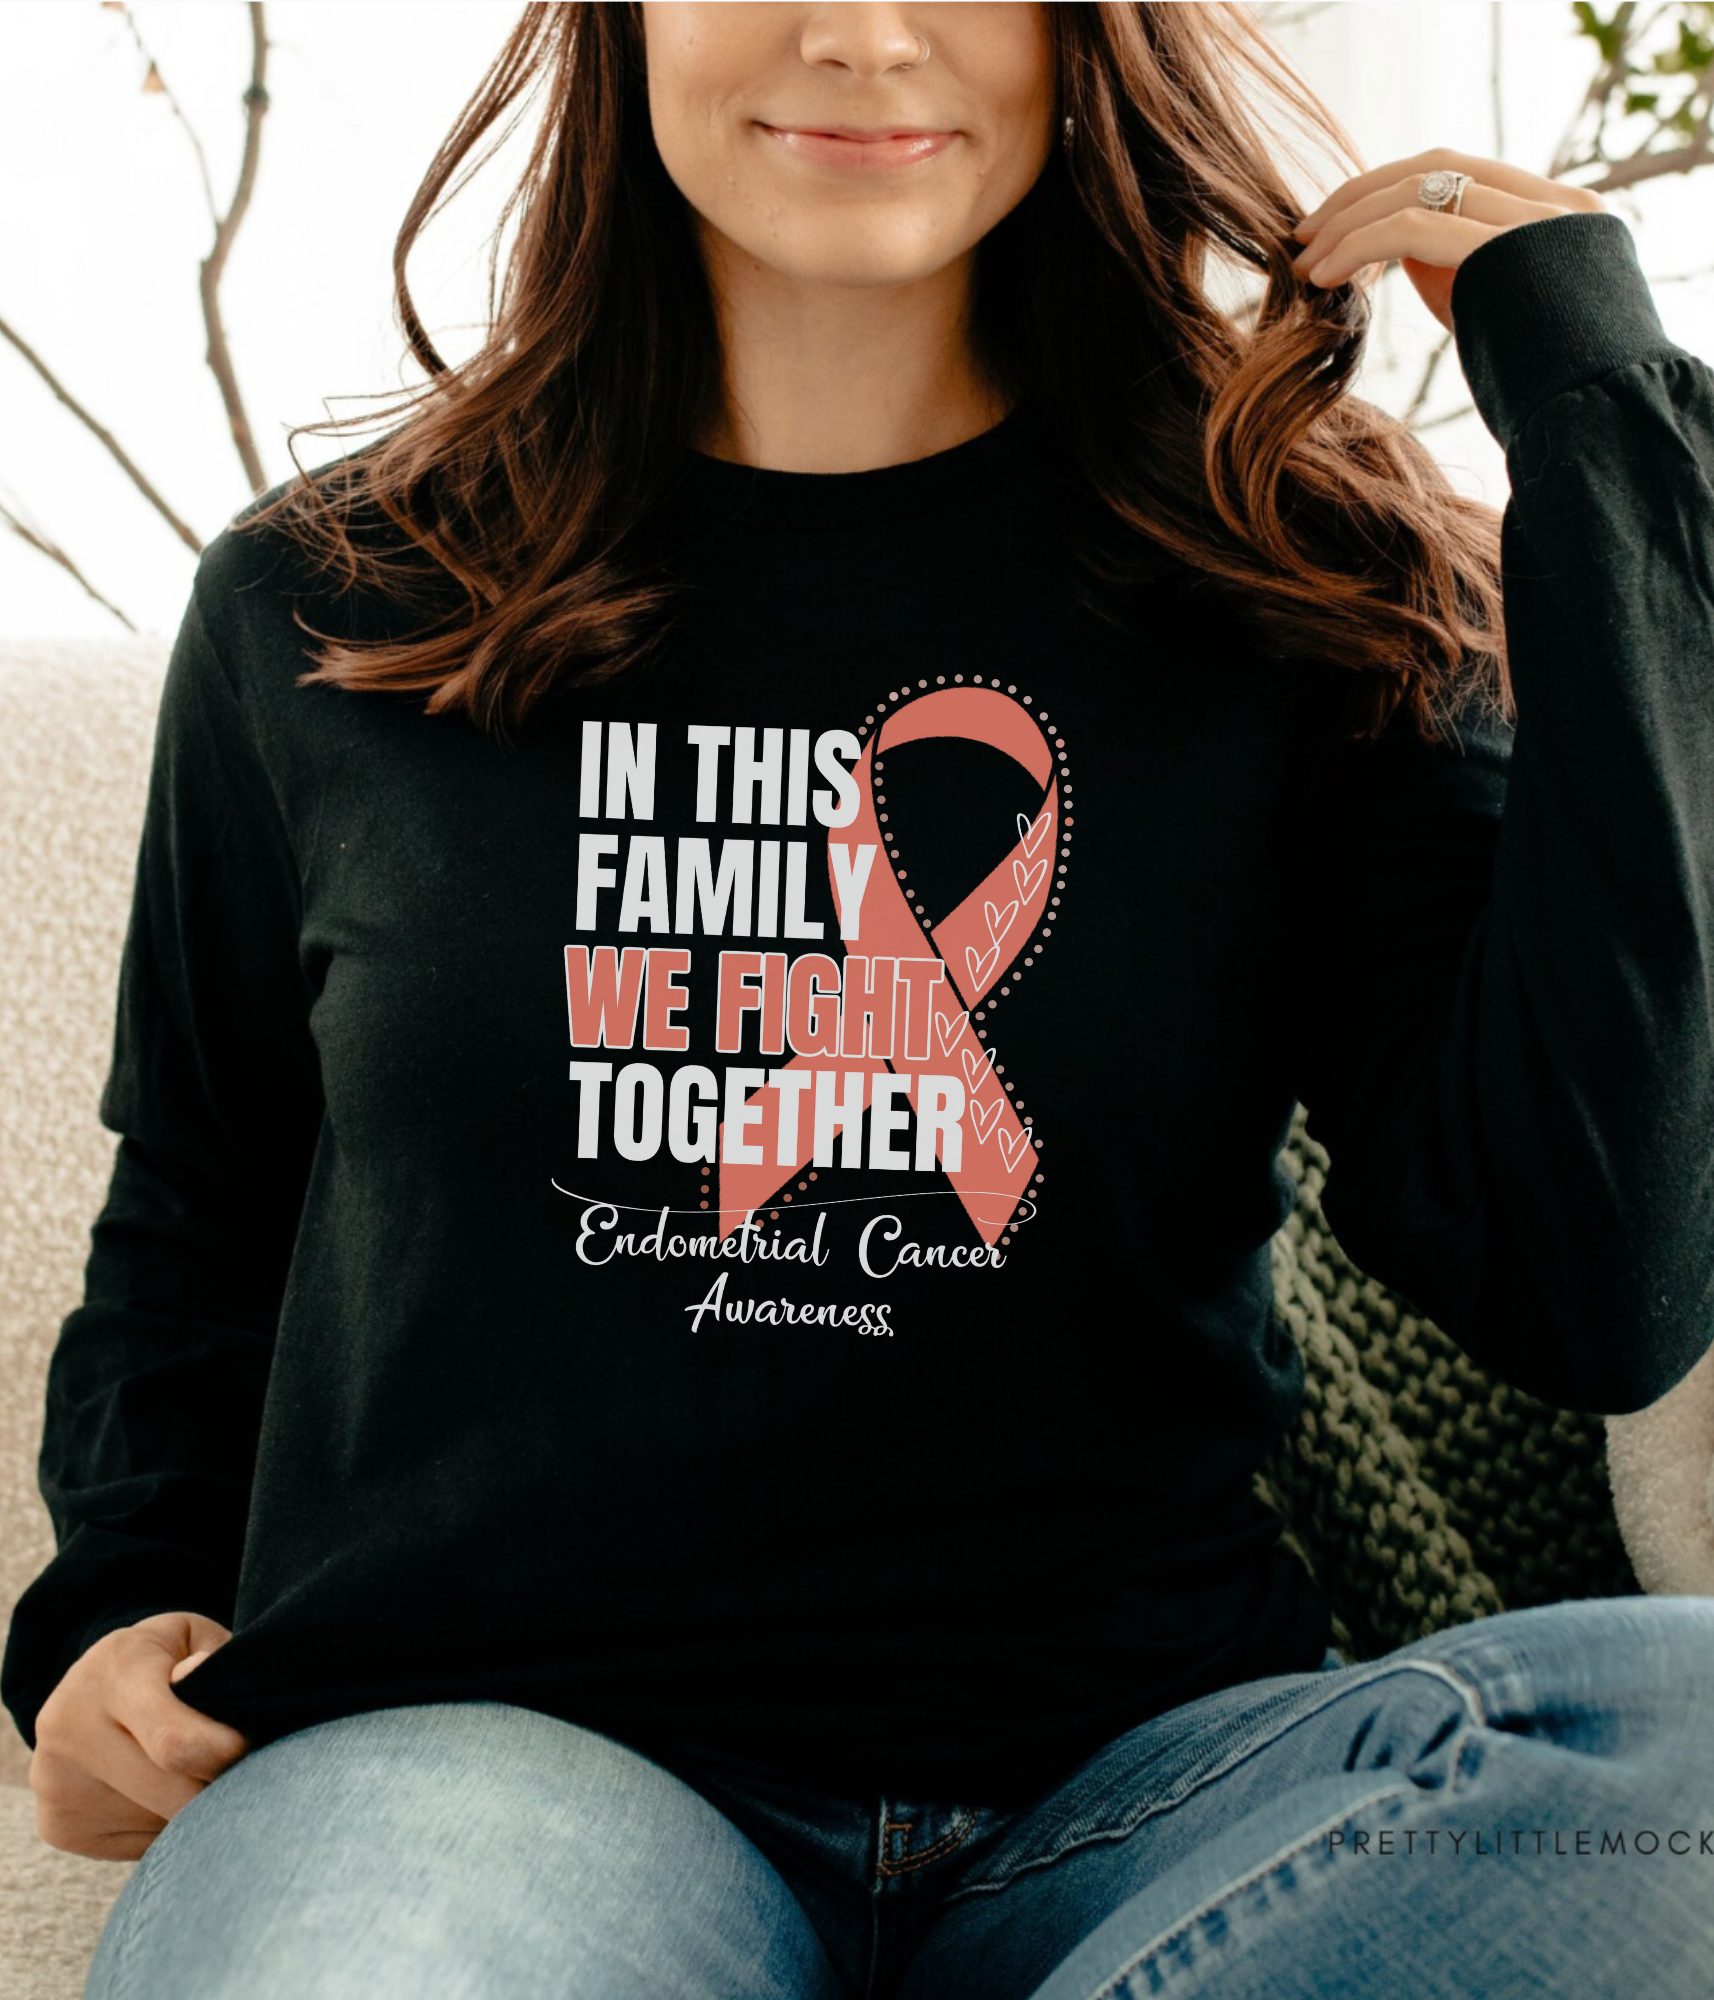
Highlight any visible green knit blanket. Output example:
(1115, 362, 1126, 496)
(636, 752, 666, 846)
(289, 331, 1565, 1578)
(1257, 1104, 1639, 1662)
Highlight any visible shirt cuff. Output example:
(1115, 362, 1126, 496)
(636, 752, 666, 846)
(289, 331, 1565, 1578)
(1449, 208, 1683, 453)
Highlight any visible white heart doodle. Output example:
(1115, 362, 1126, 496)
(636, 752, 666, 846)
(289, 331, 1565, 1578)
(934, 1009, 971, 1057)
(966, 943, 999, 993)
(1015, 805, 1054, 858)
(1013, 856, 1048, 904)
(997, 1124, 1034, 1175)
(961, 1043, 999, 1090)
(984, 898, 1019, 947)
(970, 1099, 1004, 1146)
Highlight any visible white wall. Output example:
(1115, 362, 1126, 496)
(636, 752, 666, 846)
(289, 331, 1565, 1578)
(2, 0, 1710, 640)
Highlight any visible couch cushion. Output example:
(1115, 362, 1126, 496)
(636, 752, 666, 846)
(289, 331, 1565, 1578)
(0, 1780, 132, 2000)
(0, 638, 169, 1790)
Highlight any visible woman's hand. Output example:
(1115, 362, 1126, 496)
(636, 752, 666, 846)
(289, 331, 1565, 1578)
(28, 1610, 253, 1861)
(1288, 148, 1608, 332)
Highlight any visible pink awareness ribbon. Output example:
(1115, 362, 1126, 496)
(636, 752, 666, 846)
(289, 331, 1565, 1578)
(716, 686, 1055, 1246)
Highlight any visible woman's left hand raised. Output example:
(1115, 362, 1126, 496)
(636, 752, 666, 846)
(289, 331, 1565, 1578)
(1288, 149, 1608, 332)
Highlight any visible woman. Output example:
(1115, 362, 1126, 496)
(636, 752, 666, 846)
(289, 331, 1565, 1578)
(8, 3, 1714, 1995)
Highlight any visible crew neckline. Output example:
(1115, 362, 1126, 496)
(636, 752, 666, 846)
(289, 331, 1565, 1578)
(674, 394, 1040, 531)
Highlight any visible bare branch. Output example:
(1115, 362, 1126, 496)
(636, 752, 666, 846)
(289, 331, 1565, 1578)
(1403, 330, 1456, 428)
(3, 0, 275, 605)
(0, 312, 202, 552)
(1410, 400, 1480, 435)
(1585, 130, 1714, 190)
(0, 495, 137, 630)
(1251, 3, 1343, 29)
(115, 1, 220, 230)
(200, 2, 271, 494)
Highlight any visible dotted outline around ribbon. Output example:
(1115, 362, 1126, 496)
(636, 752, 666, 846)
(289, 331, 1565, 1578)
(695, 671, 1075, 1253)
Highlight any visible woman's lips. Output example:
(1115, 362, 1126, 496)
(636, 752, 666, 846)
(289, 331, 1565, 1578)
(758, 125, 957, 171)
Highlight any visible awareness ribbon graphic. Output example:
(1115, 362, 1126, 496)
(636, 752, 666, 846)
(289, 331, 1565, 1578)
(716, 687, 1056, 1246)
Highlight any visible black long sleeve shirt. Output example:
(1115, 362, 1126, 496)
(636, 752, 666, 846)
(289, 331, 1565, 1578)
(5, 210, 1711, 1802)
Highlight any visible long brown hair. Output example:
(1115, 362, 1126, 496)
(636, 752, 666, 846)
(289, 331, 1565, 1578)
(239, 1, 1510, 749)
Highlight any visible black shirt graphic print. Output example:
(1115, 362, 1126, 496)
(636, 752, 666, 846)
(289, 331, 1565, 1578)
(5, 210, 1713, 1804)
(567, 681, 1060, 1300)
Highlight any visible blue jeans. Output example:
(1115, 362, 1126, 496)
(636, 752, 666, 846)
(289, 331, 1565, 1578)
(85, 1594, 1714, 1999)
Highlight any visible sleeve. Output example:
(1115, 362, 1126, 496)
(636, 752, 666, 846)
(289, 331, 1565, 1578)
(1, 552, 324, 1751)
(1285, 208, 1714, 1420)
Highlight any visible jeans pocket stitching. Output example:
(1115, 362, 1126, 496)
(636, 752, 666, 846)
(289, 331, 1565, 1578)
(878, 1805, 980, 1876)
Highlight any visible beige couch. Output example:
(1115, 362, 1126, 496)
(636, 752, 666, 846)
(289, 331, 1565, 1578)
(4, 633, 1710, 2000)
(1, 640, 174, 1998)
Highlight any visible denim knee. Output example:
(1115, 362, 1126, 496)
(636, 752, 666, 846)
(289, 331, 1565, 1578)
(83, 1699, 841, 2000)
